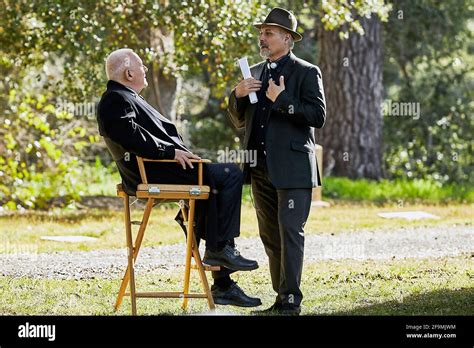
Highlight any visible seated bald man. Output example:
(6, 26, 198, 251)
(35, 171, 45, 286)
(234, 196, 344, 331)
(96, 48, 261, 307)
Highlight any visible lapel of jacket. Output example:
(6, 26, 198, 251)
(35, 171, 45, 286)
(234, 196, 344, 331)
(278, 51, 297, 86)
(135, 96, 177, 133)
(138, 98, 191, 151)
(138, 96, 173, 125)
(252, 61, 265, 81)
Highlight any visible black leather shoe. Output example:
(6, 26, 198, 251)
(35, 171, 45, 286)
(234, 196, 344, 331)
(203, 244, 258, 271)
(279, 304, 301, 315)
(211, 282, 262, 307)
(253, 301, 282, 314)
(253, 302, 301, 315)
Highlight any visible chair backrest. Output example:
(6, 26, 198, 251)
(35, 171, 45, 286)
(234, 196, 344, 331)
(103, 137, 138, 196)
(103, 136, 128, 161)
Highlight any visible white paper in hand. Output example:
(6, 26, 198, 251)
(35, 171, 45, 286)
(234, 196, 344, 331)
(238, 57, 258, 104)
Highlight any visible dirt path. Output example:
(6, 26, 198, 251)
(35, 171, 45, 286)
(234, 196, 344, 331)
(0, 225, 472, 280)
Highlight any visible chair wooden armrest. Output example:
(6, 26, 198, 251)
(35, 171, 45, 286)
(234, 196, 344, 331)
(136, 156, 211, 185)
(140, 159, 212, 163)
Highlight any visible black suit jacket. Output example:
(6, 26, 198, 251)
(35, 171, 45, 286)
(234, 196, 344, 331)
(228, 52, 326, 189)
(97, 80, 234, 252)
(96, 80, 187, 194)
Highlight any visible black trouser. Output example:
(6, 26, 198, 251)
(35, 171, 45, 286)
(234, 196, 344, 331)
(250, 157, 312, 307)
(204, 163, 242, 280)
(149, 162, 243, 280)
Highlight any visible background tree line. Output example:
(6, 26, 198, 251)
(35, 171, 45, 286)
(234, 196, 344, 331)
(0, 0, 472, 209)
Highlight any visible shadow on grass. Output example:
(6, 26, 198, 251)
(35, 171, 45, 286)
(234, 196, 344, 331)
(325, 287, 474, 316)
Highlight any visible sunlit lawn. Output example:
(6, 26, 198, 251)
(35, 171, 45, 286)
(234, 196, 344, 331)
(0, 255, 472, 315)
(1, 198, 472, 316)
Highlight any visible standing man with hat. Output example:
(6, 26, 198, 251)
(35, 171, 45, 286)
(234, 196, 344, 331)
(228, 7, 326, 315)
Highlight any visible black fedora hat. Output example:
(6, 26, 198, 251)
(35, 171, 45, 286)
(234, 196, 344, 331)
(254, 7, 303, 42)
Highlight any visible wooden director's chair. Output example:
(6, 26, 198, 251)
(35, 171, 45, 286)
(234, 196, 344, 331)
(114, 156, 220, 315)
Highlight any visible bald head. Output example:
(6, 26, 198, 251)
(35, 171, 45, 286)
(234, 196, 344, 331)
(106, 48, 134, 80)
(105, 48, 148, 93)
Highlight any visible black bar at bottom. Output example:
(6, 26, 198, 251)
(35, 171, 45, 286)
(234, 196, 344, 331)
(0, 315, 472, 346)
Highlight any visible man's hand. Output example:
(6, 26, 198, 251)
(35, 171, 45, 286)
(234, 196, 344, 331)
(174, 149, 201, 170)
(266, 75, 285, 102)
(235, 78, 262, 98)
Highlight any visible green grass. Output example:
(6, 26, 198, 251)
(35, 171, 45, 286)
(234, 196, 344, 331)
(0, 255, 472, 315)
(1, 166, 472, 315)
(323, 177, 474, 204)
(0, 203, 471, 253)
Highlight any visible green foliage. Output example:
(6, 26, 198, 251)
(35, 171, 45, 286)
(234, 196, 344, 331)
(0, 0, 471, 210)
(188, 114, 241, 158)
(0, 88, 88, 210)
(179, 77, 249, 155)
(319, 0, 392, 39)
(323, 177, 473, 204)
(168, 0, 267, 97)
(0, 0, 267, 209)
(382, 0, 473, 184)
(77, 158, 121, 197)
(0, 0, 267, 100)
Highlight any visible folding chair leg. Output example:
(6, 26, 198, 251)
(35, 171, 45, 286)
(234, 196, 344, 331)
(182, 199, 196, 310)
(115, 198, 154, 312)
(192, 235, 216, 310)
(123, 195, 137, 315)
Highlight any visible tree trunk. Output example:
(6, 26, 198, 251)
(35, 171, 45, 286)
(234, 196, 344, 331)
(142, 26, 181, 122)
(316, 16, 383, 179)
(144, 65, 181, 122)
